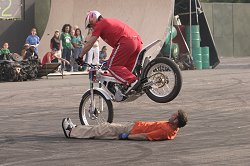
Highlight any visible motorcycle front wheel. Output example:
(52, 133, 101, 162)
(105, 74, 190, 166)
(142, 57, 182, 103)
(79, 89, 113, 125)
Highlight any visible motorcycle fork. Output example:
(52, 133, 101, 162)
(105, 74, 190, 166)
(90, 77, 103, 117)
(89, 80, 95, 114)
(89, 69, 96, 115)
(98, 81, 103, 113)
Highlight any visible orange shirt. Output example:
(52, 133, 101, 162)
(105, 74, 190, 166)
(130, 121, 179, 141)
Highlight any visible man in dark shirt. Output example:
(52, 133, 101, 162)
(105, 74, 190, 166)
(25, 45, 38, 60)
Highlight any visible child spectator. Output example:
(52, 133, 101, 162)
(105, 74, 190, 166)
(71, 28, 83, 71)
(99, 46, 107, 63)
(70, 29, 75, 38)
(25, 28, 40, 54)
(50, 30, 61, 62)
(0, 42, 11, 60)
(60, 24, 72, 72)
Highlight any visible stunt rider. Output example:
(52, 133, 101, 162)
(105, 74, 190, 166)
(77, 10, 143, 94)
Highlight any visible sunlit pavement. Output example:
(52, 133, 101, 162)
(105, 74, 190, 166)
(0, 57, 250, 166)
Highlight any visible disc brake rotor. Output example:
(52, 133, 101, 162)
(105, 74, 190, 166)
(151, 73, 168, 88)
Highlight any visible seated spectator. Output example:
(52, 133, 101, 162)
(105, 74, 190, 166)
(0, 42, 11, 60)
(41, 51, 69, 65)
(21, 43, 30, 60)
(99, 46, 107, 63)
(25, 45, 38, 60)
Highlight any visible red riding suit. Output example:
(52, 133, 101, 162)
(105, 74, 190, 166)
(92, 18, 143, 85)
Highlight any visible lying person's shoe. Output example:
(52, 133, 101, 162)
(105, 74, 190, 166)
(62, 117, 76, 138)
(125, 80, 140, 94)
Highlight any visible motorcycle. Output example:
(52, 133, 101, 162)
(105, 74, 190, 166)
(78, 40, 182, 125)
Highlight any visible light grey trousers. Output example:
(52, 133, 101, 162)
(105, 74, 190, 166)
(70, 122, 134, 140)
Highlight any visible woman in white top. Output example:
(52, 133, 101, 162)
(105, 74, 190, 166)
(85, 28, 99, 65)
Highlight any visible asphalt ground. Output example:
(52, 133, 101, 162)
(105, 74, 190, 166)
(0, 57, 250, 166)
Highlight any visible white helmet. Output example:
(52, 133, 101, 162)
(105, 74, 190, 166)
(85, 10, 102, 29)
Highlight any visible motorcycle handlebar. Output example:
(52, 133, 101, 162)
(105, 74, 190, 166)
(82, 62, 106, 69)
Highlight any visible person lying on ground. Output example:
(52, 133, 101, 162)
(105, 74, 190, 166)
(62, 109, 188, 141)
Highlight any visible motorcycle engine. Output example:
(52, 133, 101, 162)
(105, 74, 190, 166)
(114, 85, 126, 102)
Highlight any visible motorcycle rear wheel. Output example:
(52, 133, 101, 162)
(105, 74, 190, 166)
(142, 57, 182, 103)
(79, 89, 113, 125)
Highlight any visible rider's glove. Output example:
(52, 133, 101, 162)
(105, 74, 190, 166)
(75, 57, 84, 66)
(119, 133, 129, 140)
(101, 61, 108, 70)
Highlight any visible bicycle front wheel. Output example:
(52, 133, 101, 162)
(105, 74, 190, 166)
(79, 89, 113, 125)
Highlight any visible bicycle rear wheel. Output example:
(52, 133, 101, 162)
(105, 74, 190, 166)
(79, 89, 113, 125)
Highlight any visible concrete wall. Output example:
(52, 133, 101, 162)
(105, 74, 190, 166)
(202, 3, 250, 58)
(0, 0, 36, 54)
(38, 0, 174, 58)
(1, 2, 249, 58)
